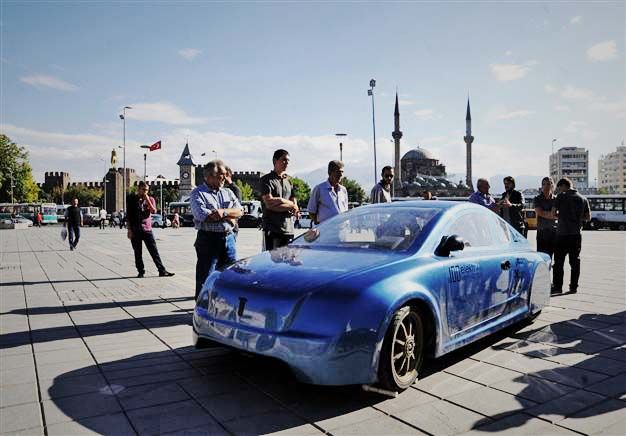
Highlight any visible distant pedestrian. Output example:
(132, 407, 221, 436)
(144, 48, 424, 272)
(118, 210, 125, 229)
(172, 211, 180, 229)
(127, 181, 175, 278)
(534, 177, 557, 259)
(190, 160, 243, 299)
(422, 190, 436, 200)
(308, 160, 349, 225)
(64, 198, 83, 251)
(370, 166, 394, 204)
(468, 178, 498, 211)
(225, 166, 242, 202)
(498, 176, 525, 235)
(35, 212, 43, 227)
(99, 208, 107, 229)
(551, 178, 590, 295)
(260, 149, 299, 251)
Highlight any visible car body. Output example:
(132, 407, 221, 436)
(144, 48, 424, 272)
(12, 214, 34, 227)
(151, 214, 171, 228)
(193, 201, 551, 390)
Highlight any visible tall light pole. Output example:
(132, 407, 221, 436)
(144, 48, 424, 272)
(335, 133, 347, 161)
(368, 79, 377, 185)
(550, 138, 557, 178)
(9, 169, 14, 204)
(119, 106, 132, 213)
(551, 138, 557, 155)
(212, 150, 217, 160)
(140, 145, 150, 181)
(156, 174, 165, 214)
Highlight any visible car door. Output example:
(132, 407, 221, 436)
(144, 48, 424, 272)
(441, 212, 494, 335)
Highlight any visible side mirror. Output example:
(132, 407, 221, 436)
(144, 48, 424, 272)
(435, 234, 465, 257)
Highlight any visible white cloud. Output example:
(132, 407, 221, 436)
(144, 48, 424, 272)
(554, 105, 570, 112)
(178, 48, 201, 61)
(414, 109, 435, 120)
(544, 84, 557, 94)
(399, 99, 415, 106)
(561, 85, 594, 100)
(570, 16, 582, 24)
(20, 74, 78, 91)
(564, 121, 587, 133)
(587, 40, 618, 62)
(489, 62, 535, 81)
(494, 110, 535, 120)
(505, 50, 512, 56)
(126, 102, 214, 125)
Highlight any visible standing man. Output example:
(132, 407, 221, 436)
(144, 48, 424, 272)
(498, 176, 525, 235)
(551, 178, 590, 295)
(308, 160, 349, 225)
(99, 208, 107, 229)
(35, 211, 43, 227)
(260, 149, 299, 251)
(224, 166, 242, 202)
(534, 177, 557, 259)
(190, 160, 243, 299)
(468, 178, 499, 212)
(370, 166, 394, 204)
(127, 181, 175, 278)
(64, 198, 82, 251)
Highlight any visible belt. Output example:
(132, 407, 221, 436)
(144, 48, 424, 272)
(198, 229, 232, 235)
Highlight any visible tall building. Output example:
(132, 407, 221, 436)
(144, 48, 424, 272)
(549, 147, 589, 188)
(177, 142, 196, 200)
(598, 146, 626, 194)
(463, 98, 474, 191)
(392, 92, 403, 193)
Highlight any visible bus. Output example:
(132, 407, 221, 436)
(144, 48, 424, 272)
(585, 195, 626, 230)
(0, 203, 58, 224)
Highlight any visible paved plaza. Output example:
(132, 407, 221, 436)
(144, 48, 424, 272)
(1, 227, 625, 435)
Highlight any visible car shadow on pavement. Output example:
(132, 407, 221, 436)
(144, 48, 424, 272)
(468, 310, 626, 432)
(0, 277, 145, 287)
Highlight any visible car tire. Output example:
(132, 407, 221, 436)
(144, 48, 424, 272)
(195, 336, 218, 349)
(378, 306, 424, 392)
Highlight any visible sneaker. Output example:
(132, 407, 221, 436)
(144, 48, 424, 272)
(159, 271, 175, 277)
(137, 272, 144, 278)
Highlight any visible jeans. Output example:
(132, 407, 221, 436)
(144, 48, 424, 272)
(195, 231, 237, 299)
(68, 224, 80, 248)
(553, 234, 582, 292)
(264, 231, 293, 251)
(130, 231, 165, 275)
(536, 229, 556, 259)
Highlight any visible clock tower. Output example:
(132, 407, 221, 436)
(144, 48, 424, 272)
(177, 142, 196, 200)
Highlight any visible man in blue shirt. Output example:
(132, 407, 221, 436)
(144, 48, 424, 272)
(468, 178, 499, 212)
(190, 160, 243, 299)
(308, 160, 349, 224)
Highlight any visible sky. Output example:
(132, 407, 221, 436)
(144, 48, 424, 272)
(1, 1, 625, 191)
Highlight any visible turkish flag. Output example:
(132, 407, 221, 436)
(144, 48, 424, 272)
(149, 141, 161, 151)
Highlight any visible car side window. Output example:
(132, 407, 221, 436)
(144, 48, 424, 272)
(447, 213, 492, 247)
(492, 215, 511, 243)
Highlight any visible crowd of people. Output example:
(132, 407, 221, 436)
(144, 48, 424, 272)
(58, 149, 591, 298)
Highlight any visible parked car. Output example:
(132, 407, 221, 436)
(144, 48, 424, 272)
(193, 201, 550, 391)
(12, 214, 33, 227)
(238, 200, 263, 228)
(151, 214, 171, 228)
(294, 211, 312, 229)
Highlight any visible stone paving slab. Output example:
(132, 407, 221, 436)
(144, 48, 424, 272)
(1, 227, 625, 435)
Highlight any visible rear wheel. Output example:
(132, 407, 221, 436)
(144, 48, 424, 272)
(378, 306, 424, 391)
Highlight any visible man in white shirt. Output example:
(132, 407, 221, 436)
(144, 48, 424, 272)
(99, 208, 107, 229)
(307, 160, 349, 225)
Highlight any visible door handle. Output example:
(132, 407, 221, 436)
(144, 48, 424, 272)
(501, 260, 511, 270)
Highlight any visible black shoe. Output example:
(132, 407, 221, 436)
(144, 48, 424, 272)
(137, 272, 144, 278)
(550, 287, 563, 295)
(569, 287, 578, 294)
(159, 271, 175, 277)
(69, 245, 74, 251)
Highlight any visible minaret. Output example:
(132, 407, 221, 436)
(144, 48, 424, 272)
(464, 98, 474, 191)
(392, 92, 403, 194)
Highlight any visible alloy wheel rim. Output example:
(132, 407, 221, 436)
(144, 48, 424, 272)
(391, 313, 418, 382)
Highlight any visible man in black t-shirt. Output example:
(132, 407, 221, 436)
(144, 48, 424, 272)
(64, 198, 83, 251)
(551, 178, 591, 295)
(534, 177, 557, 259)
(260, 149, 299, 251)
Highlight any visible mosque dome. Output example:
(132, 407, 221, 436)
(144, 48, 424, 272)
(401, 147, 435, 161)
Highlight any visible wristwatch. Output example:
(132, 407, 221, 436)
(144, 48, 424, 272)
(223, 210, 229, 218)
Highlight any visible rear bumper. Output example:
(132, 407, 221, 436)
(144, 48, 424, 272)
(193, 308, 377, 385)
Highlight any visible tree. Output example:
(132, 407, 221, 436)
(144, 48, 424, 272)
(342, 178, 367, 204)
(597, 187, 609, 195)
(0, 135, 40, 202)
(63, 185, 102, 206)
(291, 177, 311, 208)
(235, 179, 254, 201)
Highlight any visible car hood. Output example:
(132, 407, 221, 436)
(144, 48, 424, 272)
(205, 246, 402, 333)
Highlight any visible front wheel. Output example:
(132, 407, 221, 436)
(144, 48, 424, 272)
(378, 306, 424, 391)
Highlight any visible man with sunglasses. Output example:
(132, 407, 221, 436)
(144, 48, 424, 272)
(190, 160, 243, 299)
(370, 166, 394, 203)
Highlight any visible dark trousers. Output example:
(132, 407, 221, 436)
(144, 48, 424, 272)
(68, 224, 80, 248)
(536, 229, 556, 259)
(195, 231, 237, 299)
(553, 234, 582, 292)
(264, 231, 293, 251)
(99, 219, 105, 229)
(130, 231, 165, 275)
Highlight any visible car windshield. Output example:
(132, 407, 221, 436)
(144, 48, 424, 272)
(292, 206, 441, 251)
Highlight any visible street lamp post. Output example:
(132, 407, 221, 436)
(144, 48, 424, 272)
(8, 169, 14, 204)
(156, 175, 165, 214)
(119, 106, 132, 213)
(551, 138, 557, 155)
(335, 133, 347, 161)
(368, 79, 377, 185)
(140, 145, 150, 182)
